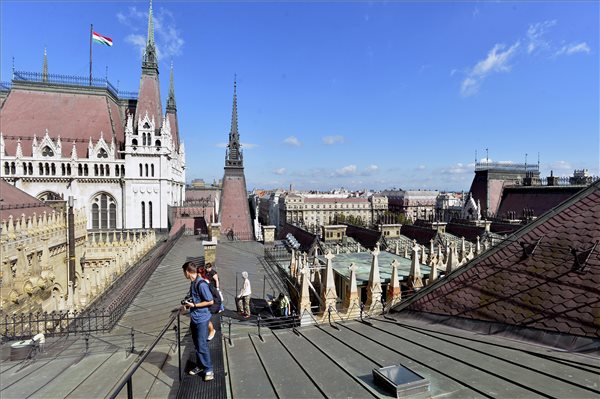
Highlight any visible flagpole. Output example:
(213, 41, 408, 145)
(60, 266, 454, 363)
(89, 24, 93, 86)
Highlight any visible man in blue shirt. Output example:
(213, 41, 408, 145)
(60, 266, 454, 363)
(182, 261, 214, 381)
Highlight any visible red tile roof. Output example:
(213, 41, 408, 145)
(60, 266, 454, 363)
(404, 180, 600, 338)
(496, 186, 585, 219)
(136, 74, 162, 128)
(219, 175, 253, 238)
(0, 87, 125, 158)
(0, 179, 55, 221)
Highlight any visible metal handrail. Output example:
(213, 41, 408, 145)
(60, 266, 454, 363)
(108, 310, 181, 399)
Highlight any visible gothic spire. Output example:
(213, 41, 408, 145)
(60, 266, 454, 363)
(42, 47, 48, 82)
(142, 0, 158, 72)
(225, 76, 243, 168)
(166, 61, 177, 112)
(230, 76, 239, 141)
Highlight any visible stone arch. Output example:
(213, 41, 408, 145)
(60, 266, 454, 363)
(37, 191, 62, 201)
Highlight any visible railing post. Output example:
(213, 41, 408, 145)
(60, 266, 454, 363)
(227, 317, 232, 347)
(176, 312, 181, 382)
(263, 275, 266, 300)
(126, 378, 133, 399)
(257, 314, 263, 342)
(85, 333, 90, 354)
(130, 327, 135, 354)
(360, 302, 365, 323)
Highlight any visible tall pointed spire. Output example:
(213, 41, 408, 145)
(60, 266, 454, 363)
(225, 76, 242, 168)
(42, 47, 48, 82)
(166, 61, 177, 112)
(142, 0, 158, 73)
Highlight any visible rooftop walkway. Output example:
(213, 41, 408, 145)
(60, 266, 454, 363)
(0, 235, 204, 399)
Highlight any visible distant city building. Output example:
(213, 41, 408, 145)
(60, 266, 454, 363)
(277, 190, 388, 229)
(0, 2, 185, 230)
(469, 161, 539, 217)
(380, 189, 439, 222)
(435, 192, 464, 222)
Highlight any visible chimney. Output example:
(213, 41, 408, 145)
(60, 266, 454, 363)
(547, 170, 559, 186)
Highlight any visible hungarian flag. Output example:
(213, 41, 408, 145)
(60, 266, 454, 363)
(92, 31, 113, 47)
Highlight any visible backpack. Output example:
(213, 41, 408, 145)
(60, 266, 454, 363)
(193, 279, 222, 314)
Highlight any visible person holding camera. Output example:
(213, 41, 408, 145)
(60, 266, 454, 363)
(181, 261, 214, 381)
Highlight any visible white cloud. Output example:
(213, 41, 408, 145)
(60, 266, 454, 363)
(526, 20, 556, 54)
(215, 142, 227, 148)
(322, 135, 345, 145)
(334, 165, 357, 177)
(241, 142, 258, 149)
(366, 164, 379, 172)
(461, 41, 520, 96)
(117, 5, 184, 62)
(555, 42, 591, 56)
(283, 136, 301, 146)
(416, 165, 426, 170)
(273, 168, 286, 175)
(547, 160, 573, 172)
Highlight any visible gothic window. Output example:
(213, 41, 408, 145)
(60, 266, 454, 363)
(42, 146, 54, 157)
(139, 163, 143, 176)
(155, 140, 161, 148)
(106, 164, 110, 176)
(67, 164, 71, 175)
(132, 138, 138, 146)
(11, 162, 16, 174)
(115, 165, 119, 177)
(28, 163, 33, 175)
(94, 164, 99, 176)
(99, 164, 104, 176)
(4, 162, 9, 175)
(84, 164, 89, 176)
(39, 163, 44, 175)
(45, 163, 50, 175)
(23, 163, 27, 175)
(143, 122, 150, 129)
(142, 133, 147, 146)
(61, 164, 66, 175)
(121, 165, 125, 176)
(98, 148, 108, 158)
(91, 193, 117, 229)
(141, 201, 146, 228)
(151, 164, 154, 177)
(149, 201, 153, 228)
(145, 164, 148, 177)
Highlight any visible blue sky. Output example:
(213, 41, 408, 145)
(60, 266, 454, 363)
(1, 1, 598, 191)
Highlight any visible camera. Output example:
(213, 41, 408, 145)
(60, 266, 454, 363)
(181, 295, 192, 305)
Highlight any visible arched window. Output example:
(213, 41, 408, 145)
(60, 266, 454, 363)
(84, 164, 89, 176)
(91, 193, 117, 229)
(94, 164, 99, 176)
(141, 201, 146, 229)
(61, 164, 66, 176)
(115, 165, 119, 177)
(39, 163, 44, 175)
(4, 162, 9, 175)
(11, 162, 16, 174)
(67, 164, 71, 175)
(151, 164, 155, 177)
(155, 140, 161, 148)
(142, 133, 146, 146)
(149, 201, 153, 228)
(99, 164, 104, 176)
(145, 164, 148, 177)
(28, 163, 33, 175)
(139, 164, 143, 177)
(50, 163, 56, 175)
(132, 138, 138, 146)
(42, 146, 54, 157)
(45, 163, 50, 175)
(22, 163, 27, 175)
(121, 165, 125, 176)
(105, 164, 110, 176)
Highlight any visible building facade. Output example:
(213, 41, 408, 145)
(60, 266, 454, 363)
(0, 2, 185, 230)
(278, 191, 388, 229)
(381, 190, 439, 222)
